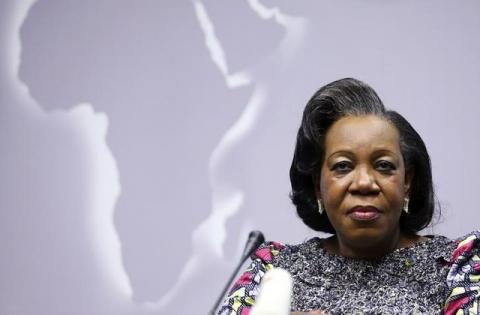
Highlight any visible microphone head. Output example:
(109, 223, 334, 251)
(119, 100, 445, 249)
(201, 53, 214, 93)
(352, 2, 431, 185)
(249, 230, 265, 244)
(250, 268, 293, 315)
(242, 230, 265, 259)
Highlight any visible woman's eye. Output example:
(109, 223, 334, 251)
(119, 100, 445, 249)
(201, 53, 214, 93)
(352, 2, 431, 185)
(376, 160, 396, 172)
(331, 161, 352, 173)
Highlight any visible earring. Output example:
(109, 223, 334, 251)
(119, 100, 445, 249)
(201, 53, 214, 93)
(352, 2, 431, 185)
(317, 199, 324, 215)
(403, 197, 409, 214)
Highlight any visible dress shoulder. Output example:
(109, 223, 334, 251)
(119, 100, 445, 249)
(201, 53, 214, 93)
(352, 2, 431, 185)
(444, 230, 480, 314)
(251, 241, 286, 264)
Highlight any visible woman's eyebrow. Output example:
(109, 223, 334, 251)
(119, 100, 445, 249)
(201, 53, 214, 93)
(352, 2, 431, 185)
(371, 149, 397, 156)
(326, 150, 353, 160)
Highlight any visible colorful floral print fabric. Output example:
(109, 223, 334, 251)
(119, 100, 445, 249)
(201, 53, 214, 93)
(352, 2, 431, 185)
(218, 242, 284, 315)
(218, 233, 480, 315)
(444, 230, 480, 314)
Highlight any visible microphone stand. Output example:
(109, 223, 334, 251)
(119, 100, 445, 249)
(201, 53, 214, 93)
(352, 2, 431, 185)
(209, 231, 265, 315)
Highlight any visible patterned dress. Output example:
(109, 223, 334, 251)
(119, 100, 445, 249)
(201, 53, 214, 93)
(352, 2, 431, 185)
(218, 231, 480, 315)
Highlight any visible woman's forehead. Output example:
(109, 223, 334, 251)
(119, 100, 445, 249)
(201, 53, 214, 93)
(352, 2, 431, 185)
(324, 115, 400, 153)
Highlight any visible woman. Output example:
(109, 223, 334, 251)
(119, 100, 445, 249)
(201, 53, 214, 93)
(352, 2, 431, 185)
(219, 78, 480, 314)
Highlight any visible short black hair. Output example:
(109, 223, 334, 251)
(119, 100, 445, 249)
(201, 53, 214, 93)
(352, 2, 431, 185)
(289, 78, 435, 234)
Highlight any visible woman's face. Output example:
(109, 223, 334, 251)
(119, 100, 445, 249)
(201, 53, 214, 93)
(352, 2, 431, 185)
(319, 115, 411, 254)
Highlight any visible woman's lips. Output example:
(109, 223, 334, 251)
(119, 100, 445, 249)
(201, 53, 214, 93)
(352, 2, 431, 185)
(348, 206, 381, 221)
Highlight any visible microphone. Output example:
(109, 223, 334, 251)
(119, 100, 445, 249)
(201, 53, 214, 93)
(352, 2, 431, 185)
(250, 268, 293, 315)
(241, 230, 266, 260)
(210, 230, 265, 315)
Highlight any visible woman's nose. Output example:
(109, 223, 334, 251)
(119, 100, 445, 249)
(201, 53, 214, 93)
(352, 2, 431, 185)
(349, 166, 379, 194)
